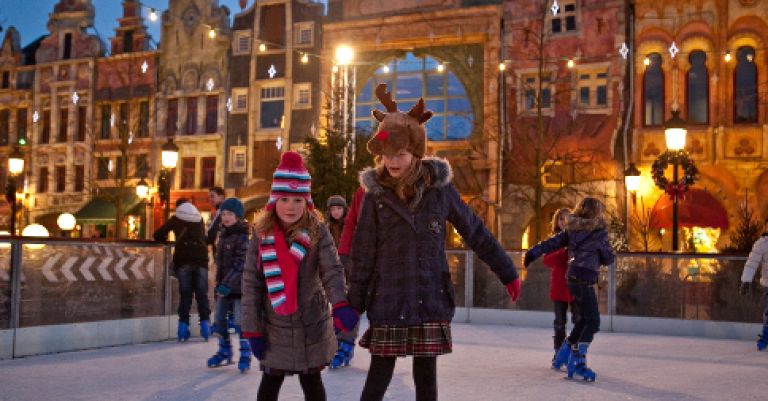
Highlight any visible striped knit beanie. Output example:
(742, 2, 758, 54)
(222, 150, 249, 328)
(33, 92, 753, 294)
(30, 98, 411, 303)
(266, 152, 314, 211)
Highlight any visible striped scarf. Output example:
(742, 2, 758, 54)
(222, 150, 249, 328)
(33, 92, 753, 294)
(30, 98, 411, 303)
(259, 223, 311, 315)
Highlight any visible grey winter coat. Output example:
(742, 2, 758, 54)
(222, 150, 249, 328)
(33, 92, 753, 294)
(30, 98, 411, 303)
(525, 216, 615, 284)
(742, 234, 768, 288)
(214, 221, 249, 295)
(241, 223, 347, 372)
(349, 157, 519, 326)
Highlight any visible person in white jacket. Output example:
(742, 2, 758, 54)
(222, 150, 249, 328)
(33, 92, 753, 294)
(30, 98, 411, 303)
(740, 225, 768, 351)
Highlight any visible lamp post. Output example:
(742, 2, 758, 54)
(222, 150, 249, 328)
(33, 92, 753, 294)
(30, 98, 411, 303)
(159, 137, 179, 222)
(57, 213, 76, 238)
(624, 163, 641, 250)
(136, 177, 150, 239)
(664, 110, 688, 252)
(5, 147, 24, 236)
(334, 45, 355, 170)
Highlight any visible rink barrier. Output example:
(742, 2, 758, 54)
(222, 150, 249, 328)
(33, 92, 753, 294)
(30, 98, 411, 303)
(0, 239, 762, 359)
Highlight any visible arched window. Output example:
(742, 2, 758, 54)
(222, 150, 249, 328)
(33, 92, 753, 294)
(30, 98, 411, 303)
(356, 52, 474, 141)
(643, 53, 664, 126)
(687, 50, 708, 124)
(734, 46, 757, 123)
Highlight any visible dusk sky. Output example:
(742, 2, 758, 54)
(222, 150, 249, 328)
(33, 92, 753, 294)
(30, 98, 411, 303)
(0, 0, 326, 48)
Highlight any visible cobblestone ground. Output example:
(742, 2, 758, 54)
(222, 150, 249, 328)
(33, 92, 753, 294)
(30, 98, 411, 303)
(1, 322, 767, 401)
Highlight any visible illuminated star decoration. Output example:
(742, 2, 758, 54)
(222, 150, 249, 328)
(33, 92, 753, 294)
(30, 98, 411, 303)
(619, 42, 629, 59)
(206, 78, 215, 91)
(268, 65, 277, 79)
(141, 60, 148, 74)
(276, 137, 283, 150)
(72, 92, 79, 104)
(128, 131, 134, 144)
(551, 0, 559, 16)
(668, 41, 679, 59)
(110, 114, 116, 127)
(226, 97, 233, 112)
(32, 110, 39, 123)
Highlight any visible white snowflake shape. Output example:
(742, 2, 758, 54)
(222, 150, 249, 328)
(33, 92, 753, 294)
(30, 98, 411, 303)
(141, 60, 149, 74)
(32, 110, 39, 123)
(276, 137, 283, 150)
(128, 131, 134, 144)
(206, 78, 215, 91)
(551, 0, 559, 16)
(72, 92, 79, 104)
(268, 65, 277, 79)
(619, 43, 629, 60)
(226, 97, 232, 112)
(668, 41, 679, 59)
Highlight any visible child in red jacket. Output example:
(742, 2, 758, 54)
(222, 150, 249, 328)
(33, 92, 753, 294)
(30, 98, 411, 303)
(543, 208, 580, 369)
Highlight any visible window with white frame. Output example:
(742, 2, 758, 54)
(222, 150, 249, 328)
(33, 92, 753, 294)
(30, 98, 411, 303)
(293, 83, 312, 109)
(551, 0, 577, 34)
(519, 72, 553, 112)
(260, 86, 285, 129)
(576, 68, 609, 109)
(231, 88, 248, 113)
(233, 31, 251, 55)
(294, 22, 314, 47)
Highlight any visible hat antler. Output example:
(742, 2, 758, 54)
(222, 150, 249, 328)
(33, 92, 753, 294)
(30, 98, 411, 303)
(375, 83, 398, 112)
(408, 98, 433, 124)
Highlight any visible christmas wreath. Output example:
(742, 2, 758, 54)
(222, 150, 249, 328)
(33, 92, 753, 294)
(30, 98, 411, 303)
(651, 150, 698, 199)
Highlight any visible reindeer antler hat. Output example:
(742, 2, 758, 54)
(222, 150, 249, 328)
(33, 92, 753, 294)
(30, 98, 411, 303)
(366, 83, 433, 158)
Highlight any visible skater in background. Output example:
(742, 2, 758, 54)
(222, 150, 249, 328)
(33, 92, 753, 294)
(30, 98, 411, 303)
(325, 194, 359, 369)
(207, 198, 252, 373)
(349, 84, 521, 401)
(542, 207, 581, 369)
(739, 218, 768, 351)
(524, 197, 615, 382)
(241, 152, 358, 401)
(206, 186, 226, 248)
(154, 199, 211, 342)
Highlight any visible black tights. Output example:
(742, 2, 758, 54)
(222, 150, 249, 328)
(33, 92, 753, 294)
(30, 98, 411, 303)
(360, 356, 437, 401)
(257, 372, 326, 401)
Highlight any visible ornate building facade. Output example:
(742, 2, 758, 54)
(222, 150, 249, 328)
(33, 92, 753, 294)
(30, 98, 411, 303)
(631, 0, 768, 251)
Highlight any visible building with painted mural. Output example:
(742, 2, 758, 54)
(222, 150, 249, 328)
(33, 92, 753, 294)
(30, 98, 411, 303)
(226, 0, 324, 215)
(156, 0, 231, 223)
(630, 0, 768, 252)
(323, 0, 508, 246)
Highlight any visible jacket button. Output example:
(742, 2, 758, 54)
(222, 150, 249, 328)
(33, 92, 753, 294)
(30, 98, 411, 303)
(418, 299, 423, 304)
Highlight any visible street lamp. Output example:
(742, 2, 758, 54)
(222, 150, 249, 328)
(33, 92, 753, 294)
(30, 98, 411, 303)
(136, 177, 151, 239)
(57, 213, 76, 238)
(135, 177, 149, 199)
(651, 109, 697, 252)
(333, 45, 356, 170)
(624, 163, 641, 197)
(159, 137, 179, 222)
(5, 147, 24, 236)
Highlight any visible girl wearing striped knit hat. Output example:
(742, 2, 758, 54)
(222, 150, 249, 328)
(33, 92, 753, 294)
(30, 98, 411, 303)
(241, 151, 358, 401)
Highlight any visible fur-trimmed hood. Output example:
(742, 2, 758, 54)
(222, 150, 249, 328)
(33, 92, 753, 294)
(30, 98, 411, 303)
(358, 156, 453, 195)
(175, 202, 202, 223)
(567, 215, 607, 232)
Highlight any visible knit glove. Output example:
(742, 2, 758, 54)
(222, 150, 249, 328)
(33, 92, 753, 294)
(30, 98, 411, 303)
(739, 281, 751, 297)
(332, 301, 359, 333)
(215, 284, 231, 296)
(243, 332, 266, 360)
(505, 278, 522, 302)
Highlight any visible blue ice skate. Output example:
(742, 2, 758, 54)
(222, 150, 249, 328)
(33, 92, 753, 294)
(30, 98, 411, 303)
(757, 324, 768, 351)
(567, 343, 596, 382)
(238, 339, 251, 373)
(200, 320, 211, 342)
(177, 322, 190, 342)
(551, 342, 571, 370)
(207, 338, 233, 367)
(330, 340, 354, 369)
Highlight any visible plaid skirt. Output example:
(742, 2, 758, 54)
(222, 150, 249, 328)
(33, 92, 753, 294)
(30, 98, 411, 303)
(359, 322, 452, 357)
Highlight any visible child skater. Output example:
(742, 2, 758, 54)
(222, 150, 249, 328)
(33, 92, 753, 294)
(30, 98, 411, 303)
(543, 207, 581, 369)
(739, 217, 768, 351)
(349, 84, 521, 401)
(524, 197, 615, 382)
(206, 198, 252, 373)
(241, 152, 359, 401)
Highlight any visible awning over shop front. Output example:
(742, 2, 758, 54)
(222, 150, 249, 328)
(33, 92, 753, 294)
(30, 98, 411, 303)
(75, 191, 142, 225)
(650, 189, 729, 230)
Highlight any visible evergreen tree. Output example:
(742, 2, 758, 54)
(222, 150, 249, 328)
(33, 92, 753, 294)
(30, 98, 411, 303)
(726, 192, 762, 252)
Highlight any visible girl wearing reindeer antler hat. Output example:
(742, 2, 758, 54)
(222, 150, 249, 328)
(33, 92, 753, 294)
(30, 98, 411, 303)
(349, 84, 522, 401)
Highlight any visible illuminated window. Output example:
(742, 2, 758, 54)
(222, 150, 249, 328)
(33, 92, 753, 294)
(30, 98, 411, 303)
(687, 50, 708, 124)
(734, 46, 757, 123)
(643, 53, 664, 126)
(356, 52, 474, 141)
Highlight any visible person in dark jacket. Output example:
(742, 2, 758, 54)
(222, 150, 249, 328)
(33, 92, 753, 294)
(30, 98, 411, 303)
(153, 201, 210, 342)
(241, 152, 357, 401)
(542, 207, 581, 369)
(349, 84, 521, 401)
(206, 186, 226, 247)
(524, 197, 615, 382)
(325, 195, 347, 247)
(206, 197, 252, 373)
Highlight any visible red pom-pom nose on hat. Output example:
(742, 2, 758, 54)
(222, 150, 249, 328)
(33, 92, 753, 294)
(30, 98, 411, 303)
(279, 151, 306, 171)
